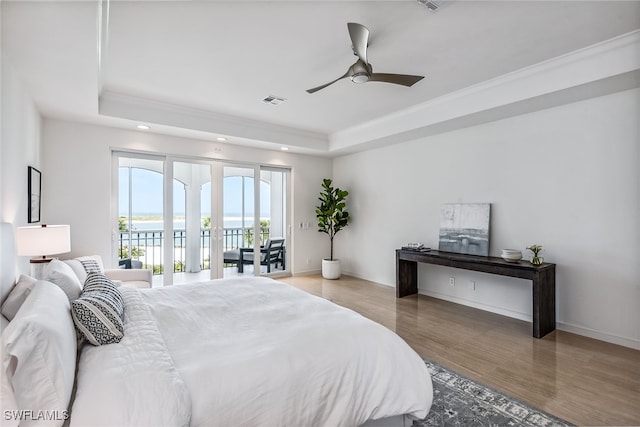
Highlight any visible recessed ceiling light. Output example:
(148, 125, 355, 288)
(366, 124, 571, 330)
(216, 137, 227, 142)
(136, 124, 150, 130)
(281, 147, 289, 151)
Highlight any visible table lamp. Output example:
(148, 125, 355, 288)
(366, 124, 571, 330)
(17, 224, 71, 279)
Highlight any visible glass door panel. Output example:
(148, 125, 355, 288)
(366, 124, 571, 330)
(116, 155, 290, 284)
(259, 168, 289, 275)
(222, 166, 257, 278)
(117, 156, 164, 286)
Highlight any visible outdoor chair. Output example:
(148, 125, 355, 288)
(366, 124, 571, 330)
(224, 238, 285, 273)
(119, 257, 143, 269)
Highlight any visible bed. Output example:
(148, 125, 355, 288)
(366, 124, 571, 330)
(1, 224, 433, 427)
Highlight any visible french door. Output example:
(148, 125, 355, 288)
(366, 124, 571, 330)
(217, 165, 290, 278)
(113, 152, 290, 286)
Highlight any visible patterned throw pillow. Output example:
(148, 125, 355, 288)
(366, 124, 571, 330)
(71, 273, 125, 346)
(80, 258, 102, 274)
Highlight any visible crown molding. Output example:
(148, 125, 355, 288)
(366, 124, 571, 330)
(99, 91, 329, 152)
(98, 31, 640, 157)
(329, 30, 640, 154)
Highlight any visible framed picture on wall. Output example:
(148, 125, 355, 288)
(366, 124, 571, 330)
(28, 166, 41, 223)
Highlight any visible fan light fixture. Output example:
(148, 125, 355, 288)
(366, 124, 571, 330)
(351, 73, 369, 84)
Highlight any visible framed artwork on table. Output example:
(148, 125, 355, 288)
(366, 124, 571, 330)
(28, 166, 41, 223)
(438, 203, 491, 256)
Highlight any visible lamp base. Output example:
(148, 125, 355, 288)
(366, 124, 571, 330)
(29, 257, 54, 280)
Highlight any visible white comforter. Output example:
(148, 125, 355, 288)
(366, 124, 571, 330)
(70, 277, 432, 426)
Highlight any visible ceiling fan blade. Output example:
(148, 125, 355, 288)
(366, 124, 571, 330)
(347, 22, 369, 65)
(368, 73, 425, 87)
(306, 70, 351, 94)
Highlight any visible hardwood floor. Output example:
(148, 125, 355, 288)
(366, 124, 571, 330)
(280, 274, 640, 426)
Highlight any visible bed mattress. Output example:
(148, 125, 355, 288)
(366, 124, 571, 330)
(70, 276, 432, 426)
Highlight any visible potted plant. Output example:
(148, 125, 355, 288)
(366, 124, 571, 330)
(316, 178, 350, 279)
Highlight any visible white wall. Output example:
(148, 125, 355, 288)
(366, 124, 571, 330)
(41, 119, 331, 276)
(333, 88, 640, 349)
(0, 54, 42, 287)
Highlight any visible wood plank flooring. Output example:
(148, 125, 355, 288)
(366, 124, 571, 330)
(280, 274, 640, 426)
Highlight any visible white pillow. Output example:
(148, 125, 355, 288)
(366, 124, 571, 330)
(63, 255, 104, 284)
(0, 275, 37, 321)
(1, 281, 77, 427)
(45, 260, 82, 301)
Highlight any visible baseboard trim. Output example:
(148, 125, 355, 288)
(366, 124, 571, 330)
(418, 288, 532, 322)
(338, 273, 640, 350)
(557, 322, 640, 350)
(419, 288, 640, 349)
(291, 269, 321, 277)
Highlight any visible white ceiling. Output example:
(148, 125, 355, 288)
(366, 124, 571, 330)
(3, 1, 640, 156)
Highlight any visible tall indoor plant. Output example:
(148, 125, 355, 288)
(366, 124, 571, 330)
(316, 178, 350, 279)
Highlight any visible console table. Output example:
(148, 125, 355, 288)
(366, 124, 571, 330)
(396, 249, 556, 338)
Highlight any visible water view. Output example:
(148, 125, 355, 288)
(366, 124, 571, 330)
(119, 214, 273, 275)
(127, 217, 257, 231)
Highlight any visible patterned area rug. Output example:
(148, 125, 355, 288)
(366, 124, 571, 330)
(413, 359, 574, 427)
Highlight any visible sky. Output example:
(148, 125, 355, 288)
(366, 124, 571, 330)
(119, 167, 270, 218)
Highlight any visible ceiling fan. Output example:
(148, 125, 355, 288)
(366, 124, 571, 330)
(306, 22, 425, 94)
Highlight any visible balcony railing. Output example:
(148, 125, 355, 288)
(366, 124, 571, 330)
(119, 228, 270, 275)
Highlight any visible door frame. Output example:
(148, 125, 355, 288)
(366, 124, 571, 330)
(112, 150, 292, 284)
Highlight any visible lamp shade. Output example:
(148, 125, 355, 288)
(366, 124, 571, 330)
(17, 224, 71, 257)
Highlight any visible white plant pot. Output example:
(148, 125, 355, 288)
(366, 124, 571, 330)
(322, 259, 341, 280)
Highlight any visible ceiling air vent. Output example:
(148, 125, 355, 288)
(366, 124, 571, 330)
(417, 0, 444, 11)
(261, 95, 286, 105)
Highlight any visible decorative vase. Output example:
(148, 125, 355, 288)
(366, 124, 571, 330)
(526, 244, 544, 266)
(322, 259, 341, 280)
(530, 256, 543, 266)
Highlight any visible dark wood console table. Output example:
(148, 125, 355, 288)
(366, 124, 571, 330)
(396, 249, 556, 338)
